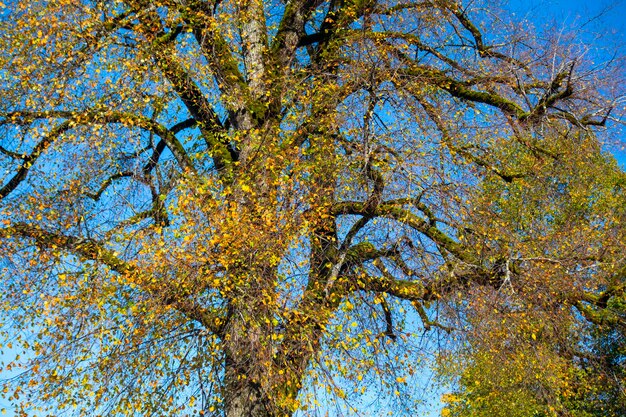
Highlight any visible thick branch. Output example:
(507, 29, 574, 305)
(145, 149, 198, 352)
(400, 66, 527, 118)
(143, 118, 197, 175)
(333, 200, 472, 263)
(0, 121, 71, 200)
(1, 110, 196, 174)
(179, 1, 251, 113)
(340, 216, 371, 251)
(0, 223, 223, 333)
(145, 23, 234, 170)
(272, 0, 324, 68)
(239, 0, 269, 97)
(380, 297, 397, 340)
(356, 267, 453, 331)
(354, 269, 428, 302)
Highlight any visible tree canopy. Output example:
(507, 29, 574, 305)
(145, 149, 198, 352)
(0, 0, 624, 416)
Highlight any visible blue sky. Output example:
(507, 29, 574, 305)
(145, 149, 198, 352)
(1, 1, 625, 416)
(509, 0, 625, 28)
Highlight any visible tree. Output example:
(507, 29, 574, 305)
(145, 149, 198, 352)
(0, 0, 624, 416)
(437, 132, 626, 416)
(440, 271, 626, 417)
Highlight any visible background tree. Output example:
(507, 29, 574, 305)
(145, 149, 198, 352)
(439, 147, 626, 416)
(0, 0, 624, 416)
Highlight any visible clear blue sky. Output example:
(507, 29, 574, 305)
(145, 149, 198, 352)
(0, 1, 625, 417)
(510, 0, 625, 29)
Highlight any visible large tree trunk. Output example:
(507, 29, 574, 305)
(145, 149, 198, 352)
(221, 305, 299, 417)
(223, 372, 273, 417)
(222, 333, 276, 417)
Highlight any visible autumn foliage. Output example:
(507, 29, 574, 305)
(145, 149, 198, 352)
(0, 0, 624, 416)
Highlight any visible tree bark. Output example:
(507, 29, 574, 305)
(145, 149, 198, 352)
(223, 373, 273, 417)
(221, 303, 299, 417)
(222, 319, 275, 417)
